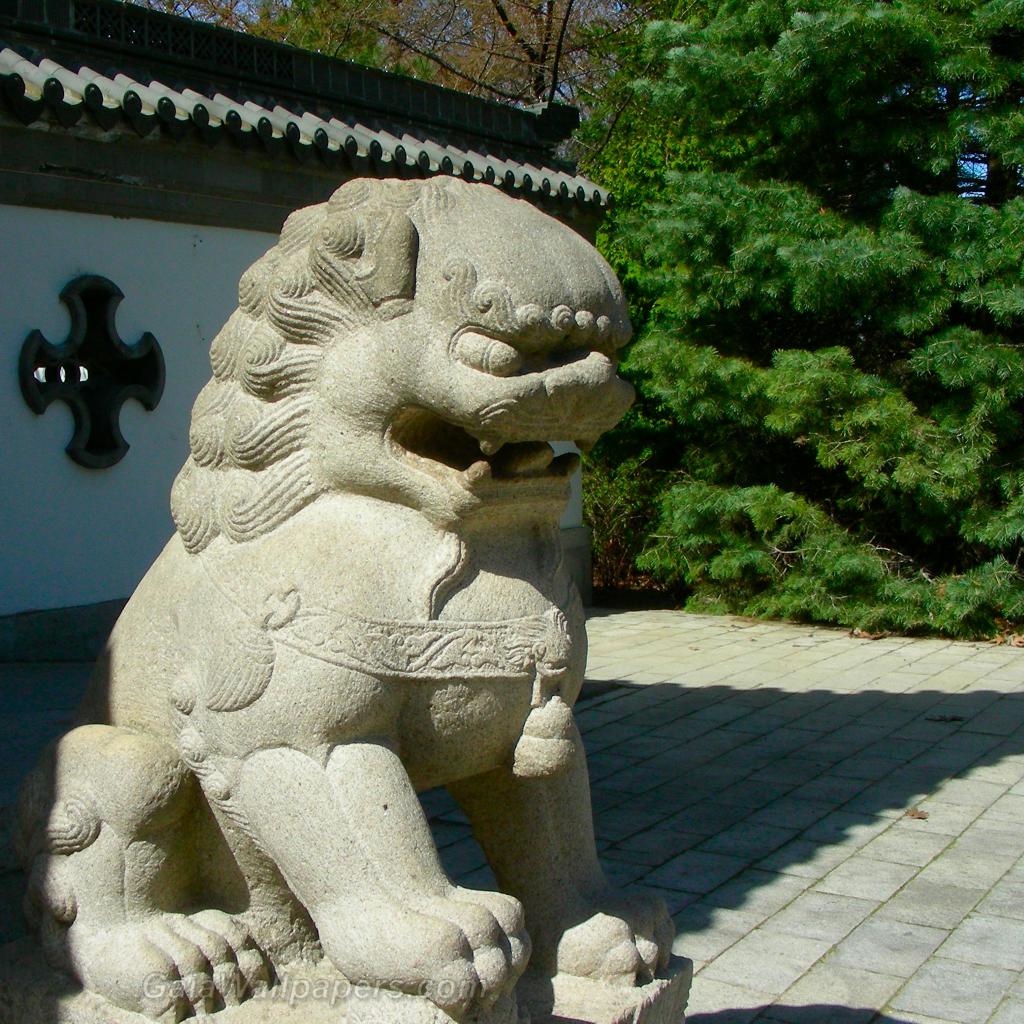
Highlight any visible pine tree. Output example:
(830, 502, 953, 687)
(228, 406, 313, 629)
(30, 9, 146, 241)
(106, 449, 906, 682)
(591, 0, 1024, 636)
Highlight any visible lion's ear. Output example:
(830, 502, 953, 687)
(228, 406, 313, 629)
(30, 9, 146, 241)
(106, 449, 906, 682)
(355, 210, 419, 320)
(313, 208, 419, 323)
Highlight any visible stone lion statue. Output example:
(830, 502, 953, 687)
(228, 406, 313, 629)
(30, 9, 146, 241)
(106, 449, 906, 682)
(14, 178, 680, 1023)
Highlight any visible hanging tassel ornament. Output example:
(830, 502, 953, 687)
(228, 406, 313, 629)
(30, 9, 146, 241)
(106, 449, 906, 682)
(512, 696, 576, 778)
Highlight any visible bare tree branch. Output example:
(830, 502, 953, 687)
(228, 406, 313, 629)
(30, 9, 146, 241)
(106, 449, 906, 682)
(367, 20, 526, 100)
(547, 0, 575, 101)
(488, 0, 540, 63)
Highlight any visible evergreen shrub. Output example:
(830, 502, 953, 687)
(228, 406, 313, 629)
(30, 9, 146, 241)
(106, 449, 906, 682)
(588, 0, 1024, 636)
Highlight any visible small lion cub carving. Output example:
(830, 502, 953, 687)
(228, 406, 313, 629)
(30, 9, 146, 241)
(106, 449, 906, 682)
(16, 178, 673, 1022)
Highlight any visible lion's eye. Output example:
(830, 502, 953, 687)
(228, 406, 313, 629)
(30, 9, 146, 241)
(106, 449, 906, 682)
(452, 331, 523, 377)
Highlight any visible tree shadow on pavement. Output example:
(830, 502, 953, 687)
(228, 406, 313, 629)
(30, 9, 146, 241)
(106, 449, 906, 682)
(573, 680, 1023, 927)
(690, 1006, 922, 1023)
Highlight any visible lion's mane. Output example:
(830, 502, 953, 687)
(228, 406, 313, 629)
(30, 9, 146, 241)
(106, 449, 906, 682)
(170, 177, 442, 554)
(172, 176, 623, 554)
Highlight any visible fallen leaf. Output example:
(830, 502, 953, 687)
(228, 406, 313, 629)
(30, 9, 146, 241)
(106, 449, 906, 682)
(905, 807, 929, 820)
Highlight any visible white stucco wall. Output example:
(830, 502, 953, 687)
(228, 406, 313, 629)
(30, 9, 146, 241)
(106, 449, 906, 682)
(1, 203, 585, 617)
(0, 205, 278, 615)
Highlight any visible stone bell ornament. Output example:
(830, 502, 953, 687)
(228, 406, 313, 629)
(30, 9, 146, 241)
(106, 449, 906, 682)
(3, 177, 692, 1024)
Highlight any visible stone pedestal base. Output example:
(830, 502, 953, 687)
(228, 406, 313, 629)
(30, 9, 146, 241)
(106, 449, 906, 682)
(520, 958, 692, 1024)
(0, 941, 691, 1024)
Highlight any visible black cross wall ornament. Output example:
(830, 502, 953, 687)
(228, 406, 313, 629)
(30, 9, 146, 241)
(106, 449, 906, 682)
(19, 276, 165, 469)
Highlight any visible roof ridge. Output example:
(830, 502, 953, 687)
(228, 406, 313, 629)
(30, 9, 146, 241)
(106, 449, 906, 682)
(0, 42, 607, 209)
(0, 0, 580, 152)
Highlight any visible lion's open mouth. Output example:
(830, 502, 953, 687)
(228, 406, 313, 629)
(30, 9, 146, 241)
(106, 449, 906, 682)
(388, 408, 579, 487)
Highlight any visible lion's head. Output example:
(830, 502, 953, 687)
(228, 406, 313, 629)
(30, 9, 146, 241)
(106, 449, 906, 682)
(171, 177, 633, 552)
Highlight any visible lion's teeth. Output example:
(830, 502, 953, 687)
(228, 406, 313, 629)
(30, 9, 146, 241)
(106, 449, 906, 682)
(501, 444, 554, 474)
(466, 460, 493, 483)
(479, 439, 504, 456)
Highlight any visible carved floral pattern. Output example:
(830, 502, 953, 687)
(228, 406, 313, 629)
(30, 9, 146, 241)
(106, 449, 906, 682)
(271, 603, 572, 682)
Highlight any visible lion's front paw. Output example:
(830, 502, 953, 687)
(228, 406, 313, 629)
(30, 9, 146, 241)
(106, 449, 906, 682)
(318, 897, 483, 1019)
(416, 887, 530, 1005)
(64, 909, 269, 1022)
(451, 886, 531, 977)
(555, 890, 673, 986)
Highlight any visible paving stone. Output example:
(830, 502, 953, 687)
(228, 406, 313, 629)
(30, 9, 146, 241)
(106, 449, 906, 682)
(699, 822, 801, 860)
(601, 857, 652, 887)
(683, 976, 773, 1023)
(828, 916, 948, 977)
(889, 801, 983, 836)
(746, 797, 837, 830)
(984, 794, 1024, 822)
(860, 828, 953, 867)
(976, 878, 1024, 920)
(606, 829, 703, 867)
(1010, 973, 1024, 1001)
(760, 889, 878, 943)
(719, 712, 794, 737)
(936, 913, 1024, 971)
(954, 822, 1024, 859)
(0, 870, 26, 943)
(814, 855, 918, 901)
(634, 883, 700, 916)
(988, 1000, 1024, 1024)
(593, 803, 675, 841)
(691, 701, 758, 724)
(932, 778, 1008, 808)
(672, 904, 764, 963)
(736, 730, 822, 760)
(860, 738, 933, 763)
(885, 1013, 973, 1024)
(429, 821, 472, 848)
(646, 849, 751, 894)
(889, 959, 1016, 1023)
(800, 811, 892, 848)
(757, 839, 856, 879)
(437, 836, 487, 877)
(876, 878, 987, 929)
(831, 754, 906, 781)
(667, 800, 752, 836)
(700, 928, 834, 995)
(843, 785, 931, 819)
(788, 775, 871, 805)
(750, 760, 838, 787)
(587, 751, 643, 782)
(761, 963, 903, 1023)
(917, 848, 1018, 889)
(958, 761, 1024, 785)
(701, 869, 814, 918)
(716, 779, 798, 811)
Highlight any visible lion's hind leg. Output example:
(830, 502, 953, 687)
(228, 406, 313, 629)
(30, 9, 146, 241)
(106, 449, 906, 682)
(17, 725, 268, 1021)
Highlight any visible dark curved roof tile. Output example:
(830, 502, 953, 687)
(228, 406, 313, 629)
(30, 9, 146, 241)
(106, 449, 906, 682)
(0, 45, 608, 209)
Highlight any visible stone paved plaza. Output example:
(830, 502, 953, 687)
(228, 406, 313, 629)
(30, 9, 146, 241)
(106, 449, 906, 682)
(427, 610, 1024, 1024)
(2, 608, 1023, 1023)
